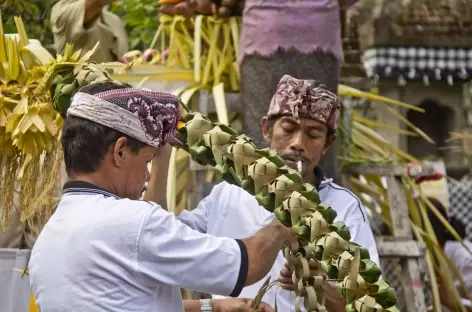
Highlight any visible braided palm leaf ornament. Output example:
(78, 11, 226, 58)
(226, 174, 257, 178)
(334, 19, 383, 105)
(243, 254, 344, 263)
(175, 110, 400, 312)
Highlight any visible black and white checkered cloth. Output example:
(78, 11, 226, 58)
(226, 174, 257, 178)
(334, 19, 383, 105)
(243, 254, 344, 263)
(447, 177, 472, 241)
(362, 46, 472, 85)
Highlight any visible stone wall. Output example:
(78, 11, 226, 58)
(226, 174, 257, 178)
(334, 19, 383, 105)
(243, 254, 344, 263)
(376, 81, 467, 170)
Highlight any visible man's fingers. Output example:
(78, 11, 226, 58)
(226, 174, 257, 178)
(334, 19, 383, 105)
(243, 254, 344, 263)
(186, 0, 197, 9)
(284, 228, 298, 244)
(258, 302, 275, 312)
(277, 275, 293, 285)
(308, 259, 327, 278)
(280, 267, 292, 277)
(243, 300, 274, 312)
(174, 2, 194, 17)
(308, 259, 321, 269)
(279, 283, 296, 292)
(158, 4, 177, 15)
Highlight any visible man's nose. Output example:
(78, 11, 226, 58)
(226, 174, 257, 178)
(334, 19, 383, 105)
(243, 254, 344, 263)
(289, 131, 306, 153)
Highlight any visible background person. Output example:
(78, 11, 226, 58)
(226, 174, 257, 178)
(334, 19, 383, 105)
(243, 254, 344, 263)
(50, 0, 128, 62)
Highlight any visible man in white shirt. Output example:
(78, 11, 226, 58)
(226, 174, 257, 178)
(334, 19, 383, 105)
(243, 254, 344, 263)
(176, 75, 380, 311)
(28, 81, 296, 312)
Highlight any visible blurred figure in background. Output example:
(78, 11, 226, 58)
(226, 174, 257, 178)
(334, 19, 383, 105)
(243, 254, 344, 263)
(238, 0, 358, 184)
(426, 197, 472, 311)
(50, 0, 128, 62)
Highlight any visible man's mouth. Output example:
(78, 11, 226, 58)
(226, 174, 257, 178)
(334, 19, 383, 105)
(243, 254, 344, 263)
(281, 155, 309, 172)
(283, 157, 302, 167)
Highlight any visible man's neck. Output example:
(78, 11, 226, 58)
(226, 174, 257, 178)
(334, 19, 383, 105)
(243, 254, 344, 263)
(304, 166, 324, 190)
(68, 172, 117, 195)
(303, 170, 316, 185)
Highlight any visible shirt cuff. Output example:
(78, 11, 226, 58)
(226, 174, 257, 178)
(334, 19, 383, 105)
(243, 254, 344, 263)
(229, 239, 248, 297)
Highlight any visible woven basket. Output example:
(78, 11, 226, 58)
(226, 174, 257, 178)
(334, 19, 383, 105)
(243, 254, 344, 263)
(346, 0, 472, 53)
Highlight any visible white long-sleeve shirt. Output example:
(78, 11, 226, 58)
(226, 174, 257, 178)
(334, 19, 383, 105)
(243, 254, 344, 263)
(29, 181, 248, 312)
(178, 176, 379, 311)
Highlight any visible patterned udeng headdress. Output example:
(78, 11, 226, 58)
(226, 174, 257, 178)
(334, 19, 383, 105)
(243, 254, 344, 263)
(67, 85, 181, 147)
(267, 75, 341, 140)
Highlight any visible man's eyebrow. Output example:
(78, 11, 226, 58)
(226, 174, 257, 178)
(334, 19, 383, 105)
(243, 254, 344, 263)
(279, 116, 298, 124)
(306, 124, 326, 132)
(279, 117, 326, 132)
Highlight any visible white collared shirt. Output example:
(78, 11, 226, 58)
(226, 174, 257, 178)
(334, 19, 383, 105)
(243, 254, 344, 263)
(29, 181, 248, 312)
(444, 240, 472, 299)
(178, 178, 380, 311)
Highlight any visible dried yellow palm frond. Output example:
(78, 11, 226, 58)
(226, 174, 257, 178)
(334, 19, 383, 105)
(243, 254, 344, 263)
(353, 113, 419, 136)
(122, 14, 240, 93)
(0, 16, 129, 229)
(339, 84, 423, 112)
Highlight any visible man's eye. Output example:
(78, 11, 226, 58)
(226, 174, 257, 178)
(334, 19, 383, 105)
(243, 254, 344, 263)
(308, 132, 322, 139)
(282, 126, 294, 133)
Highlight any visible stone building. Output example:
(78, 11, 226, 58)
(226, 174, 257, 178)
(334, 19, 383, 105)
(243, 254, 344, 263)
(342, 2, 472, 310)
(343, 0, 472, 178)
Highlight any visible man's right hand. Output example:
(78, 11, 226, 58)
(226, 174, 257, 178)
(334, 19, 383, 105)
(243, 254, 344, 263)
(85, 0, 113, 25)
(269, 219, 298, 245)
(241, 219, 297, 287)
(159, 0, 213, 16)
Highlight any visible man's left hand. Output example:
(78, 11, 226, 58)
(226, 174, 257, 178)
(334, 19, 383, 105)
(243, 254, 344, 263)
(212, 298, 274, 312)
(278, 259, 346, 311)
(278, 259, 327, 291)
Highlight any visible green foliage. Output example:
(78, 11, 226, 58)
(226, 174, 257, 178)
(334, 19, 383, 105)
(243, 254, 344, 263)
(110, 0, 159, 50)
(1, 0, 57, 50)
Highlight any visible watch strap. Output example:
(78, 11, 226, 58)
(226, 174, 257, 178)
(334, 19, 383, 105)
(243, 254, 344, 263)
(200, 299, 212, 312)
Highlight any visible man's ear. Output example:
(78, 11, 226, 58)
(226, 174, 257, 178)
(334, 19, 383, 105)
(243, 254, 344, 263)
(112, 137, 129, 167)
(261, 116, 272, 143)
(322, 144, 330, 157)
(322, 134, 336, 156)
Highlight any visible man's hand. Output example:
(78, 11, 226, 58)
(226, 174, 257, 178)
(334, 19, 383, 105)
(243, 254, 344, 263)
(141, 144, 173, 205)
(85, 0, 113, 25)
(212, 298, 274, 312)
(278, 260, 346, 311)
(154, 142, 173, 160)
(269, 219, 298, 245)
(278, 259, 327, 291)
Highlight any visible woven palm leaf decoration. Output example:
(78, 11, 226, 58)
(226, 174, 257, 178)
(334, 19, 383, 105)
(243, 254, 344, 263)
(174, 106, 400, 312)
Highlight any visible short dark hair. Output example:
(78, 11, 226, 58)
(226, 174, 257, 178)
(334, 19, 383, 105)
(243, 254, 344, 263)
(61, 81, 147, 176)
(426, 197, 467, 246)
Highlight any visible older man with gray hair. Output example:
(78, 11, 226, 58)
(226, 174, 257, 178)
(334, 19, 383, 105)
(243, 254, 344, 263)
(174, 75, 379, 311)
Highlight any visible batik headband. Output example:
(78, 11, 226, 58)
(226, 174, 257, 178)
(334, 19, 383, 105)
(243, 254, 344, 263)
(67, 88, 181, 148)
(267, 75, 341, 132)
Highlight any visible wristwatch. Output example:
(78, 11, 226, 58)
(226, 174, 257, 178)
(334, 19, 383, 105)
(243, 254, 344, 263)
(200, 299, 212, 312)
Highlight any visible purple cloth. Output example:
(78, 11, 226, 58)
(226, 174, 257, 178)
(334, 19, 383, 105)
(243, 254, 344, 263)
(68, 88, 181, 148)
(239, 0, 357, 64)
